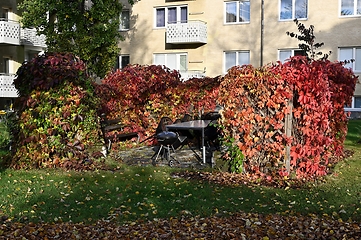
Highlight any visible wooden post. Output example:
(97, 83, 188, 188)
(285, 98, 293, 173)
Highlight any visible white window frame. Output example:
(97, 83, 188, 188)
(338, 47, 361, 73)
(278, 49, 306, 62)
(154, 5, 188, 28)
(345, 96, 361, 110)
(117, 55, 130, 69)
(340, 0, 361, 17)
(279, 0, 308, 21)
(224, 51, 250, 73)
(224, 1, 251, 24)
(119, 10, 130, 31)
(337, 47, 361, 111)
(153, 53, 188, 72)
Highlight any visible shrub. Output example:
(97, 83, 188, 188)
(218, 65, 289, 175)
(10, 52, 100, 169)
(95, 65, 220, 142)
(0, 118, 10, 149)
(272, 57, 357, 177)
(222, 137, 244, 173)
(218, 58, 357, 178)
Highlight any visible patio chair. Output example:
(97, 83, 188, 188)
(201, 111, 221, 121)
(140, 116, 173, 144)
(171, 114, 203, 162)
(181, 113, 193, 122)
(202, 111, 222, 151)
(178, 113, 196, 144)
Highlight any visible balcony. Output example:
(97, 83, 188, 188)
(20, 28, 46, 47)
(166, 20, 207, 44)
(180, 70, 205, 81)
(0, 19, 46, 47)
(0, 74, 18, 98)
(0, 20, 20, 45)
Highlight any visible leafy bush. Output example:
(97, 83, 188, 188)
(95, 65, 220, 141)
(0, 112, 17, 150)
(218, 65, 288, 175)
(273, 57, 357, 177)
(218, 58, 357, 178)
(221, 137, 244, 173)
(0, 119, 9, 149)
(10, 52, 100, 169)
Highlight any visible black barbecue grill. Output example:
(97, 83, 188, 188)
(157, 131, 178, 145)
(151, 131, 179, 166)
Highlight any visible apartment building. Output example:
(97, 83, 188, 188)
(0, 0, 46, 110)
(118, 0, 361, 115)
(1, 0, 361, 114)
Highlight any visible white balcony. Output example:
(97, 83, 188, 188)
(180, 70, 205, 81)
(166, 21, 207, 44)
(0, 20, 20, 45)
(0, 19, 46, 47)
(0, 74, 18, 98)
(20, 28, 46, 47)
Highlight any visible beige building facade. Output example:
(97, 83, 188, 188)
(1, 0, 361, 113)
(118, 0, 361, 113)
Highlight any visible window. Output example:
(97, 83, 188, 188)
(280, 0, 308, 20)
(119, 10, 130, 31)
(225, 1, 250, 23)
(339, 47, 361, 72)
(340, 0, 361, 16)
(3, 58, 9, 74)
(116, 55, 130, 69)
(224, 51, 250, 72)
(345, 96, 361, 108)
(155, 6, 188, 28)
(153, 53, 187, 72)
(1, 8, 9, 20)
(355, 97, 361, 108)
(278, 49, 306, 62)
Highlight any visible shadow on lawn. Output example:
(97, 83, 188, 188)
(0, 150, 11, 172)
(346, 120, 361, 145)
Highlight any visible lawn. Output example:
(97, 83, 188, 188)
(0, 120, 361, 227)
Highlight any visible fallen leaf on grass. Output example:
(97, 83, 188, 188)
(2, 212, 360, 239)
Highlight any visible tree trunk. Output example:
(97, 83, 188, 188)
(285, 98, 293, 173)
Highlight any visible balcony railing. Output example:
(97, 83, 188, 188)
(0, 19, 20, 45)
(0, 19, 46, 47)
(180, 70, 206, 81)
(0, 74, 18, 98)
(20, 28, 46, 47)
(166, 20, 207, 44)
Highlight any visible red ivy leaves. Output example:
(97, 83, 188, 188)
(11, 53, 100, 170)
(14, 52, 86, 97)
(274, 57, 357, 178)
(218, 57, 357, 178)
(95, 65, 220, 142)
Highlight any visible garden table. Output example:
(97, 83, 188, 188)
(166, 120, 211, 164)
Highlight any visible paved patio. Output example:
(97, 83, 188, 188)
(117, 145, 218, 169)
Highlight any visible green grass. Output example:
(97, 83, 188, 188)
(0, 120, 361, 224)
(345, 119, 361, 146)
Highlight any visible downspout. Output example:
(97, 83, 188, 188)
(260, 0, 264, 67)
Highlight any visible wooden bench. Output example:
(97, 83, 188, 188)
(100, 114, 139, 152)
